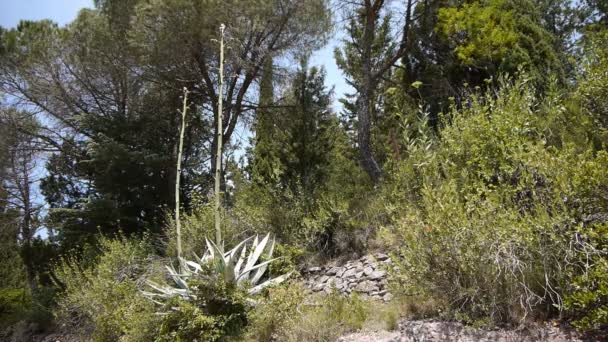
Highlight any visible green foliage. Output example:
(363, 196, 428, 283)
(438, 0, 519, 66)
(242, 63, 377, 256)
(437, 0, 563, 83)
(164, 201, 251, 259)
(0, 288, 31, 327)
(574, 30, 608, 146)
(54, 235, 160, 341)
(563, 224, 608, 330)
(144, 233, 290, 303)
(156, 279, 249, 342)
(384, 77, 608, 325)
(247, 285, 369, 341)
(246, 283, 306, 341)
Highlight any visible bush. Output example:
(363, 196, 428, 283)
(54, 235, 161, 341)
(156, 278, 249, 342)
(246, 283, 306, 341)
(164, 197, 258, 259)
(563, 224, 608, 331)
(0, 288, 31, 327)
(384, 77, 608, 326)
(247, 284, 369, 341)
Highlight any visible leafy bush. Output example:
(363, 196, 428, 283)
(0, 288, 31, 327)
(247, 285, 369, 341)
(384, 77, 608, 326)
(156, 278, 249, 341)
(246, 283, 306, 341)
(164, 197, 258, 259)
(54, 235, 160, 341)
(563, 224, 608, 330)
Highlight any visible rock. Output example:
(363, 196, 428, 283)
(307, 266, 322, 273)
(375, 253, 390, 261)
(318, 275, 329, 283)
(382, 293, 393, 302)
(355, 271, 364, 279)
(327, 266, 340, 275)
(355, 280, 379, 293)
(336, 267, 346, 277)
(313, 282, 325, 292)
(369, 270, 386, 280)
(363, 266, 374, 276)
(342, 268, 358, 278)
(350, 261, 363, 270)
(360, 255, 374, 264)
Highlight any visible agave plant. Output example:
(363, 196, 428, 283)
(142, 233, 291, 304)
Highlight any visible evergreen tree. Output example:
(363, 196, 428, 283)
(250, 56, 283, 187)
(282, 63, 335, 200)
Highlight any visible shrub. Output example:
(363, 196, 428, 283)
(156, 278, 249, 341)
(384, 77, 608, 326)
(563, 223, 608, 331)
(247, 285, 369, 342)
(246, 283, 306, 341)
(164, 198, 257, 259)
(54, 235, 160, 341)
(0, 288, 31, 327)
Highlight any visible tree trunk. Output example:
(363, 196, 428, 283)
(358, 1, 383, 184)
(357, 93, 382, 184)
(20, 157, 37, 292)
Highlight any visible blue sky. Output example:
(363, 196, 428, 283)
(0, 0, 350, 111)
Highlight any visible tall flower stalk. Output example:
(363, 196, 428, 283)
(175, 87, 189, 260)
(214, 24, 225, 248)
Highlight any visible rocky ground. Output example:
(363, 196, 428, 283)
(338, 320, 588, 342)
(303, 253, 394, 301)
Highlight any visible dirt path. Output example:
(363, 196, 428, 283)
(338, 320, 586, 342)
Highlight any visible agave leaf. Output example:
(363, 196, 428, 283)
(267, 237, 276, 258)
(206, 238, 228, 277)
(237, 257, 280, 284)
(205, 238, 216, 259)
(250, 263, 268, 285)
(184, 260, 203, 273)
(250, 237, 277, 284)
(251, 254, 280, 285)
(248, 272, 292, 295)
(145, 280, 191, 298)
(178, 257, 195, 275)
(228, 236, 253, 261)
(250, 235, 259, 257)
(234, 244, 247, 277)
(165, 265, 189, 289)
(245, 233, 270, 272)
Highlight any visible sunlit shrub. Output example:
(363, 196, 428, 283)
(156, 278, 249, 342)
(384, 77, 608, 326)
(53, 235, 160, 341)
(247, 284, 369, 342)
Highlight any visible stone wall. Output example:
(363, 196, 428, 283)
(303, 253, 393, 302)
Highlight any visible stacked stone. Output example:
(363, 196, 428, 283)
(303, 253, 393, 302)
